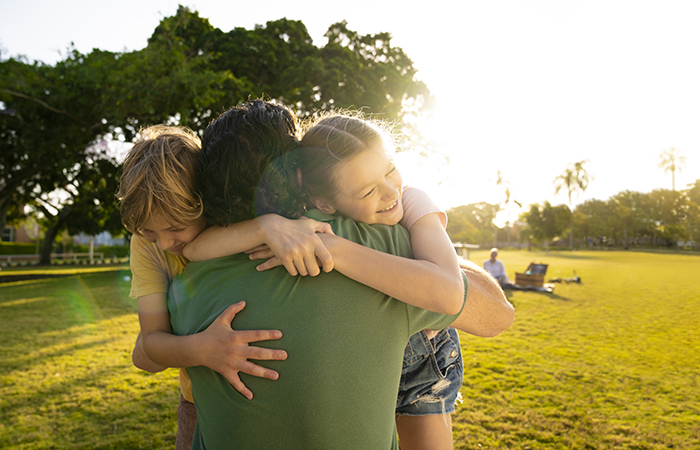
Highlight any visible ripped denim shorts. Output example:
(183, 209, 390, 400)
(395, 327, 464, 416)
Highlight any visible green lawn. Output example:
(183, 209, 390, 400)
(1, 251, 698, 449)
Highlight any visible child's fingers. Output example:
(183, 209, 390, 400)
(315, 247, 334, 273)
(294, 257, 309, 277)
(226, 375, 254, 400)
(256, 257, 284, 272)
(303, 254, 322, 277)
(245, 244, 269, 254)
(235, 329, 286, 347)
(236, 360, 280, 381)
(249, 249, 275, 261)
(316, 222, 335, 235)
(216, 302, 246, 325)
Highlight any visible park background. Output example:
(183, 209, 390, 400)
(1, 1, 699, 449)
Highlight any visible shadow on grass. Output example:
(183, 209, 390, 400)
(0, 272, 179, 449)
(0, 271, 136, 344)
(544, 292, 571, 301)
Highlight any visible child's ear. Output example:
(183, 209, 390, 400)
(313, 198, 337, 215)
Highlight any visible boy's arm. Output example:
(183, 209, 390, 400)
(183, 214, 334, 276)
(132, 331, 167, 373)
(137, 294, 287, 400)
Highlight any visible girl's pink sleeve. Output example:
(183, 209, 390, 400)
(400, 186, 448, 230)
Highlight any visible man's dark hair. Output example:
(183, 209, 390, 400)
(198, 99, 306, 226)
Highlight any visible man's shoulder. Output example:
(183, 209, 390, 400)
(305, 210, 411, 256)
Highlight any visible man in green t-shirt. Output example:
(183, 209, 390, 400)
(167, 100, 462, 450)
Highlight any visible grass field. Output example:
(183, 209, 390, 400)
(1, 250, 699, 449)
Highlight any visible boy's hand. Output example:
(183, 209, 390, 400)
(198, 302, 287, 400)
(254, 215, 334, 276)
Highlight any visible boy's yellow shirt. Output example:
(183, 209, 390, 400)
(129, 233, 193, 402)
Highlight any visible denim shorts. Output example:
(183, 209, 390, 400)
(396, 327, 464, 416)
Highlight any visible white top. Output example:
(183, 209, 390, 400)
(483, 259, 507, 281)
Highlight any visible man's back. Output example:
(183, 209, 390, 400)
(168, 213, 459, 450)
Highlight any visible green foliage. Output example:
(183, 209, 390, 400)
(0, 242, 36, 254)
(520, 201, 571, 246)
(147, 7, 430, 123)
(575, 188, 700, 246)
(446, 203, 500, 245)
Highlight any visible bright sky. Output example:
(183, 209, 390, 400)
(2, 0, 698, 217)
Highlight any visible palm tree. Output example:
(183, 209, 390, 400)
(494, 171, 521, 248)
(658, 148, 687, 191)
(554, 160, 592, 249)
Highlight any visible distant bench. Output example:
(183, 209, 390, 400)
(453, 243, 480, 260)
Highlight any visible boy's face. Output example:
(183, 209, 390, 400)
(138, 213, 206, 257)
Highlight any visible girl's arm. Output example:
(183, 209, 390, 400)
(138, 294, 287, 400)
(313, 231, 514, 337)
(183, 214, 334, 276)
(252, 188, 464, 315)
(313, 213, 464, 315)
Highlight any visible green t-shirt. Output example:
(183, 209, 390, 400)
(168, 210, 464, 450)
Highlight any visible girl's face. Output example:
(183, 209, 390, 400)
(324, 146, 403, 226)
(139, 213, 207, 257)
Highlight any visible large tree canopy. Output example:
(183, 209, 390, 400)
(2, 7, 433, 263)
(147, 7, 431, 123)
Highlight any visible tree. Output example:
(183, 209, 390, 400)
(446, 203, 500, 246)
(32, 143, 123, 264)
(554, 160, 592, 249)
(493, 171, 521, 247)
(687, 180, 700, 202)
(658, 147, 687, 191)
(646, 189, 699, 245)
(520, 202, 571, 253)
(148, 7, 431, 122)
(2, 8, 433, 259)
(1, 55, 110, 234)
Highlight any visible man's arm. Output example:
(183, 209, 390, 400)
(450, 259, 514, 337)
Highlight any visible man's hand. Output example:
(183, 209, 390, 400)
(197, 301, 287, 400)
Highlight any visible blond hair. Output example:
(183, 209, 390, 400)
(118, 125, 204, 233)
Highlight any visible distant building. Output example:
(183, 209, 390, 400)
(2, 225, 33, 243)
(73, 231, 126, 246)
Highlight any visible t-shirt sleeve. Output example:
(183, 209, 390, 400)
(399, 187, 447, 230)
(406, 271, 466, 332)
(129, 234, 184, 298)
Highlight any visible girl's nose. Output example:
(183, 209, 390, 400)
(380, 181, 399, 199)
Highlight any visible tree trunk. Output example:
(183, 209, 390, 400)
(569, 227, 574, 250)
(0, 198, 9, 236)
(38, 205, 74, 265)
(39, 225, 60, 265)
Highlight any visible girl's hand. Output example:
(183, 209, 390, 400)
(256, 215, 335, 276)
(198, 302, 287, 400)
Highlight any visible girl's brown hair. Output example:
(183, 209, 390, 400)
(298, 113, 395, 205)
(118, 125, 204, 233)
